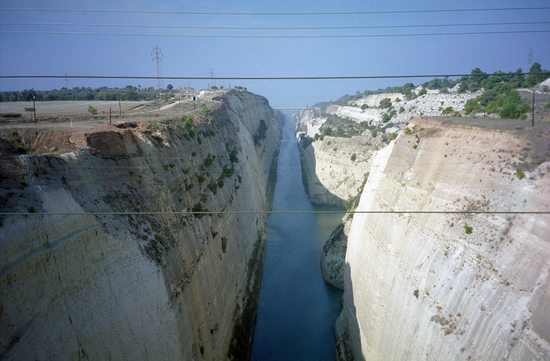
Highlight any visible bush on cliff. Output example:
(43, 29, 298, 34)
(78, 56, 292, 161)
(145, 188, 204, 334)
(253, 119, 268, 145)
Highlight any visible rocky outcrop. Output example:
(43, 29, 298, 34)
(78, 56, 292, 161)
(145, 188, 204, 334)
(339, 117, 550, 360)
(320, 214, 352, 290)
(0, 90, 282, 360)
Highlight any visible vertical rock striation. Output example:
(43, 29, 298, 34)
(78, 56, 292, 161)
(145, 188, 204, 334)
(340, 117, 550, 360)
(0, 90, 282, 360)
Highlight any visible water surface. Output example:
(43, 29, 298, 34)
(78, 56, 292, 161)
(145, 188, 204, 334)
(250, 115, 344, 361)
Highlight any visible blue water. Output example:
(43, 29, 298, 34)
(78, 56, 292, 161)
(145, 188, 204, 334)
(250, 115, 344, 361)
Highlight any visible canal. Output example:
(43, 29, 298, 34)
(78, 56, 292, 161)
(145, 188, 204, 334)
(250, 114, 344, 360)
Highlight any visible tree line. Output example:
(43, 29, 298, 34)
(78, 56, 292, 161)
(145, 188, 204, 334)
(0, 85, 164, 102)
(326, 63, 549, 107)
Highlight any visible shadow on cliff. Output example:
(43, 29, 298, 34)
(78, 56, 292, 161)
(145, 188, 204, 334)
(339, 262, 364, 361)
(297, 136, 346, 207)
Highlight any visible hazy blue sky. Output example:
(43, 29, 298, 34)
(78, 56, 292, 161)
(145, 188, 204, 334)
(1, 0, 549, 108)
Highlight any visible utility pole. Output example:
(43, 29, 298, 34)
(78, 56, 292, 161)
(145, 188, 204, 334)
(32, 93, 36, 125)
(532, 89, 535, 127)
(528, 48, 533, 68)
(109, 107, 112, 125)
(151, 46, 163, 109)
(118, 99, 122, 115)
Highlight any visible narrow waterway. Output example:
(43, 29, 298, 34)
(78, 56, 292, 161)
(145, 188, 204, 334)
(250, 114, 344, 361)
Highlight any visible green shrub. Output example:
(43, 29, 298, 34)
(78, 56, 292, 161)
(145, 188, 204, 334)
(441, 106, 454, 115)
(229, 148, 239, 163)
(183, 116, 194, 127)
(350, 153, 357, 161)
(379, 98, 392, 108)
(464, 224, 473, 234)
(88, 105, 98, 115)
(191, 202, 208, 218)
(515, 169, 525, 180)
(382, 108, 397, 122)
(204, 153, 215, 168)
(253, 119, 268, 145)
(9, 138, 33, 154)
(464, 99, 482, 114)
(200, 105, 210, 116)
(221, 166, 235, 178)
(207, 179, 218, 194)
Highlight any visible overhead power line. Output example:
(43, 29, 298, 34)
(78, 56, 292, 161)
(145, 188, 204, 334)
(1, 210, 548, 216)
(0, 71, 539, 81)
(2, 20, 549, 30)
(1, 6, 550, 16)
(2, 29, 549, 39)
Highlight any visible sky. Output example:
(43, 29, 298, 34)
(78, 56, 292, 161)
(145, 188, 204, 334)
(1, 0, 549, 109)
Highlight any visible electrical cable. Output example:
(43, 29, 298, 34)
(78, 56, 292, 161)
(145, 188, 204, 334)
(2, 29, 549, 39)
(1, 210, 548, 216)
(0, 71, 540, 81)
(2, 20, 549, 31)
(1, 6, 549, 16)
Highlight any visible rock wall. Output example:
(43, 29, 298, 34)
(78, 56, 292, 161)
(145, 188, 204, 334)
(320, 213, 352, 290)
(339, 117, 550, 360)
(294, 110, 385, 206)
(0, 90, 282, 360)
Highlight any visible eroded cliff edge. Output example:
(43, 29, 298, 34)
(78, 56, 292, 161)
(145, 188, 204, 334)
(339, 117, 550, 360)
(0, 90, 282, 360)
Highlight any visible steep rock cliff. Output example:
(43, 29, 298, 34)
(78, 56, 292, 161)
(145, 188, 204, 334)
(293, 89, 480, 207)
(0, 90, 282, 360)
(339, 117, 550, 360)
(294, 109, 385, 206)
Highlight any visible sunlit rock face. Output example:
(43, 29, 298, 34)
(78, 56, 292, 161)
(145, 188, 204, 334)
(293, 89, 480, 206)
(339, 117, 550, 361)
(294, 109, 385, 207)
(0, 90, 282, 360)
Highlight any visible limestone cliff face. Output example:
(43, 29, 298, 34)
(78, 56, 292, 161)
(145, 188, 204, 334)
(339, 117, 550, 361)
(293, 90, 479, 207)
(0, 90, 282, 360)
(294, 110, 385, 206)
(320, 213, 352, 289)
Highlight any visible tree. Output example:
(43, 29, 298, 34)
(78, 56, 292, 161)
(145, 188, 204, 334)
(524, 63, 549, 87)
(166, 84, 174, 90)
(379, 98, 392, 108)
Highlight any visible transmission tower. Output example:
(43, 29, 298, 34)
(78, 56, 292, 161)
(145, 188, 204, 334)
(209, 68, 215, 88)
(151, 46, 163, 90)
